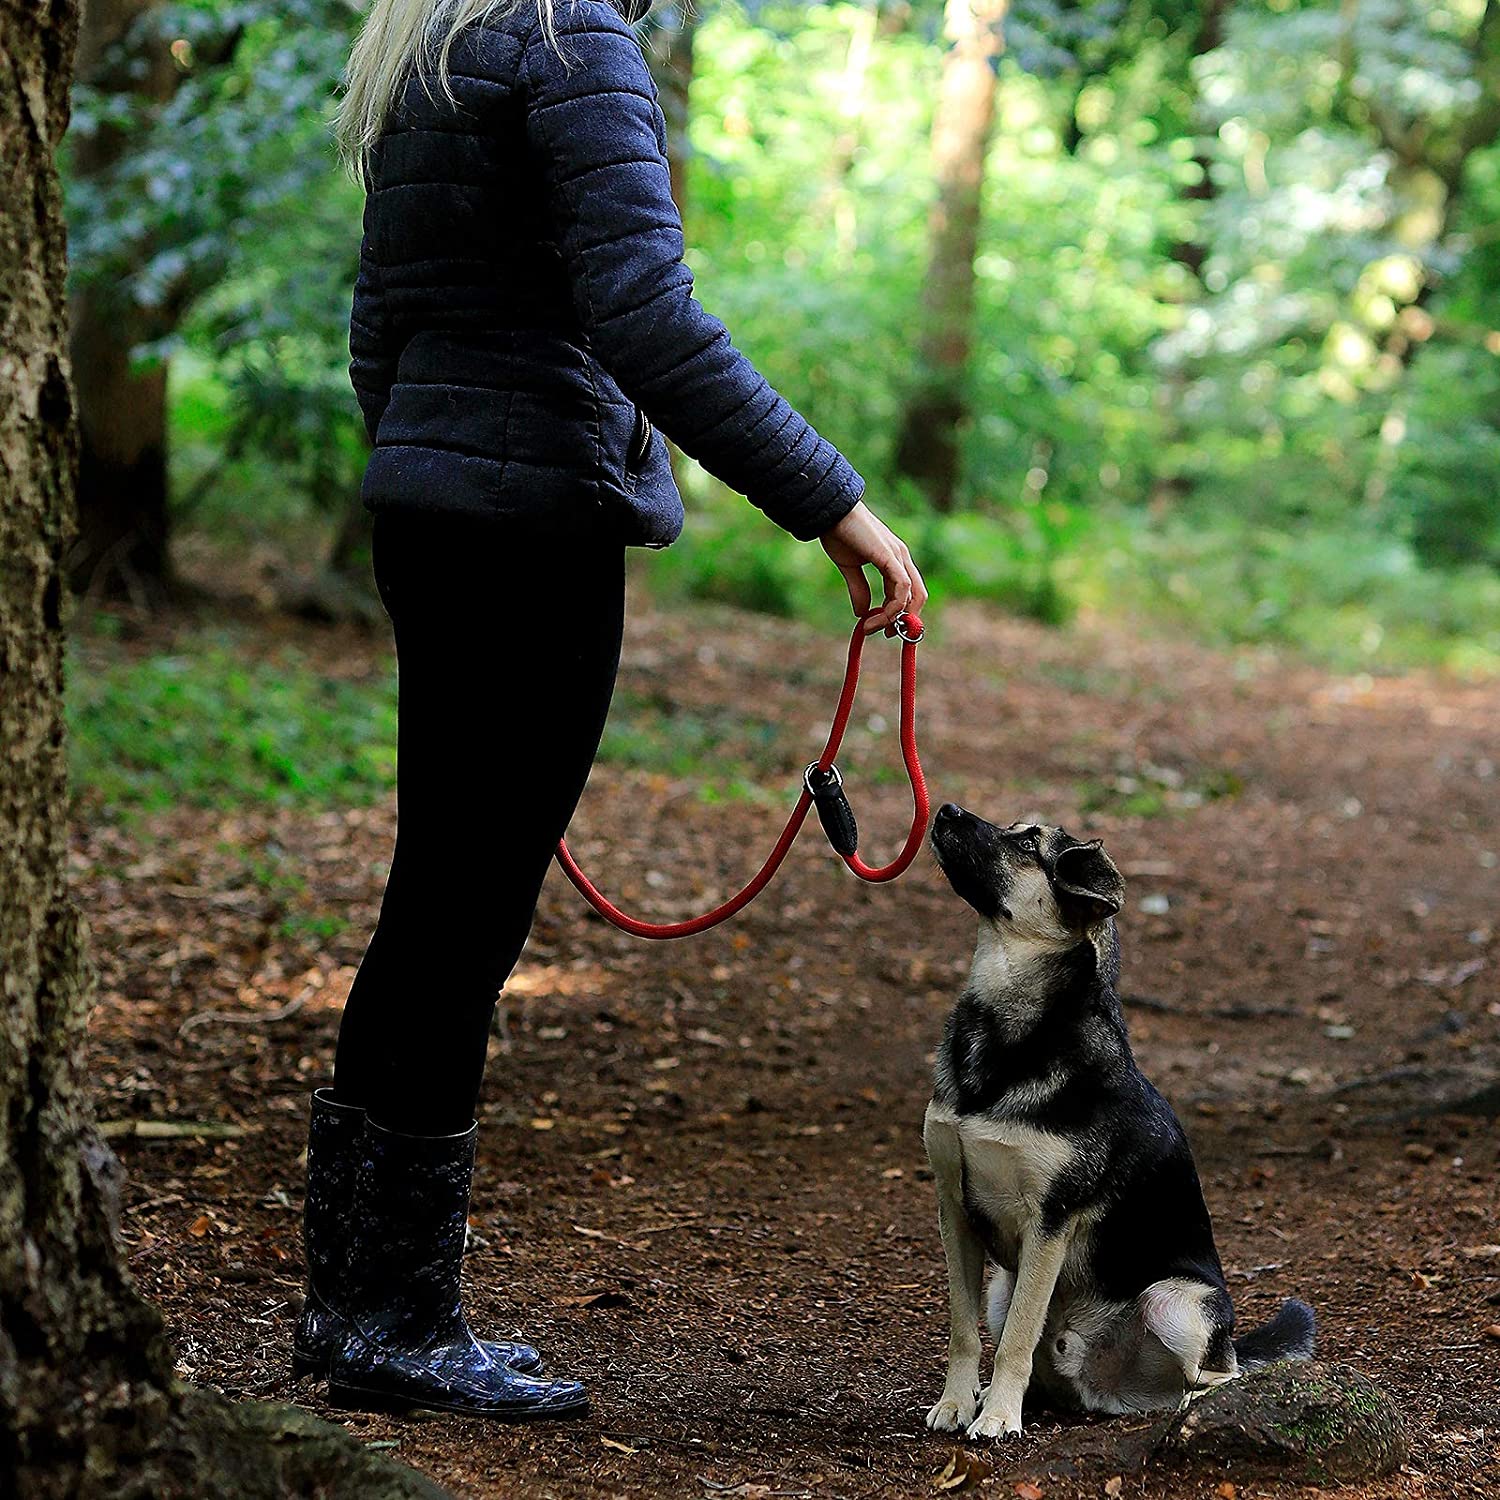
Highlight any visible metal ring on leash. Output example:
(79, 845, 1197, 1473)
(803, 761, 843, 795)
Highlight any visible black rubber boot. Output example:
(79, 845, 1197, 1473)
(295, 1091, 542, 1381)
(326, 1119, 587, 1420)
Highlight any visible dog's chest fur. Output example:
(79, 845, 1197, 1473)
(929, 1105, 1081, 1269)
(927, 935, 1136, 1272)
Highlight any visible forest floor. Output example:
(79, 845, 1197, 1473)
(76, 588, 1498, 1499)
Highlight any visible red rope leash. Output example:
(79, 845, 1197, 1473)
(555, 611, 930, 939)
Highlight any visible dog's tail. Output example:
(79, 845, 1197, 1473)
(1234, 1298, 1315, 1369)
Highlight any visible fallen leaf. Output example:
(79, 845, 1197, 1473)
(930, 1451, 992, 1491)
(1481, 1324, 1500, 1341)
(187, 1214, 213, 1238)
(1403, 1142, 1435, 1163)
(930, 1456, 957, 1491)
(572, 1225, 607, 1239)
(1015, 1483, 1045, 1500)
(100, 1119, 245, 1140)
(555, 1290, 632, 1309)
(881, 1167, 904, 1179)
(1460, 1244, 1500, 1260)
(1216, 1484, 1237, 1500)
(530, 1117, 555, 1131)
(1103, 1479, 1123, 1499)
(600, 1436, 638, 1454)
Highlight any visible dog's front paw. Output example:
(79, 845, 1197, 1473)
(925, 1390, 978, 1432)
(965, 1406, 1022, 1442)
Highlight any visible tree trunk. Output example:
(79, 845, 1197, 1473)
(644, 0, 699, 216)
(66, 0, 177, 604)
(0, 6, 178, 1491)
(0, 9, 447, 1494)
(1349, 0, 1500, 506)
(893, 0, 1009, 511)
(1150, 0, 1231, 511)
(1167, 0, 1230, 281)
(644, 2, 699, 490)
(829, 0, 880, 265)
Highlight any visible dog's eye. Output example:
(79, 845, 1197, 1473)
(1018, 835, 1039, 856)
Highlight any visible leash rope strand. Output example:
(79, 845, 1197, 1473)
(555, 611, 929, 940)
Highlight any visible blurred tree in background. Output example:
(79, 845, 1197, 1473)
(65, 0, 361, 604)
(60, 0, 1500, 669)
(894, 0, 1010, 510)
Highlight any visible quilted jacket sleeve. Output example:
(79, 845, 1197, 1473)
(349, 199, 398, 444)
(519, 2, 864, 541)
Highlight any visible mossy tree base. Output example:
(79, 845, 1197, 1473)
(1158, 1359, 1408, 1484)
(106, 1388, 452, 1500)
(974, 1361, 1406, 1490)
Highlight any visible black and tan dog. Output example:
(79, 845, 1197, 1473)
(923, 804, 1314, 1440)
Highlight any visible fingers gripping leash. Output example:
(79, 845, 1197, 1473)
(555, 611, 930, 939)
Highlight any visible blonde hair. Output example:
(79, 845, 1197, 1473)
(336, 0, 561, 179)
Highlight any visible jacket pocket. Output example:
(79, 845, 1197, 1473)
(625, 405, 653, 484)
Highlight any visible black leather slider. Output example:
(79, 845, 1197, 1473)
(806, 764, 858, 857)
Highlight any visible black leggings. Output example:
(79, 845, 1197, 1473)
(333, 512, 625, 1135)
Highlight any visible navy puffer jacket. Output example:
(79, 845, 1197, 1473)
(351, 0, 864, 546)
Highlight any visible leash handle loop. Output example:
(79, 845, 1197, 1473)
(555, 611, 930, 940)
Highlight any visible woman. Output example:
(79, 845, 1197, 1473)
(301, 0, 927, 1422)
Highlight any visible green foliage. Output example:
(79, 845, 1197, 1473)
(598, 689, 790, 801)
(67, 1, 353, 314)
(648, 471, 1500, 673)
(66, 0, 366, 521)
(68, 624, 800, 814)
(1393, 344, 1500, 572)
(68, 637, 399, 814)
(63, 0, 1500, 676)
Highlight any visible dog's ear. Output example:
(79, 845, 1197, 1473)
(1050, 840, 1125, 929)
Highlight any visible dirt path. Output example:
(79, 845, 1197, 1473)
(78, 597, 1499, 1498)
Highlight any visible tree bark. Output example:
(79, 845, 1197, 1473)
(1, 6, 179, 1491)
(66, 0, 179, 603)
(0, 9, 447, 1494)
(893, 0, 1009, 511)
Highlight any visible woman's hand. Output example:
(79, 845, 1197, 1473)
(819, 501, 928, 635)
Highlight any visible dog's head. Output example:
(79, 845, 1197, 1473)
(930, 804, 1125, 948)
